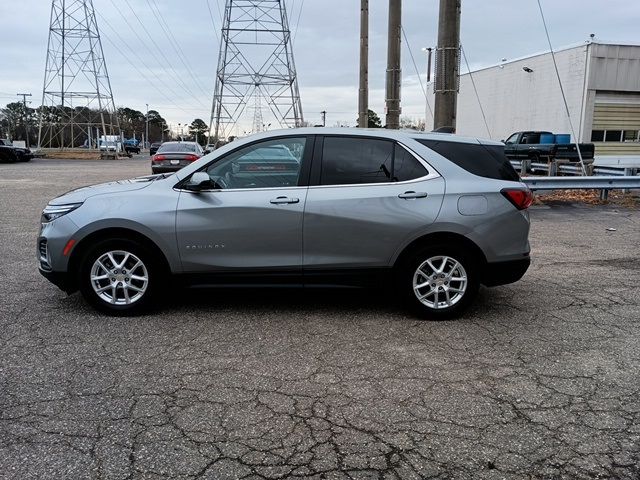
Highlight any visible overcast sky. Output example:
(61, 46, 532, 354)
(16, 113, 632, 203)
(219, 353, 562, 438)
(1, 0, 639, 133)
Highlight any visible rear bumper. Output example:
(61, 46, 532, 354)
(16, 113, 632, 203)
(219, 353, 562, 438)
(151, 164, 184, 173)
(482, 257, 530, 287)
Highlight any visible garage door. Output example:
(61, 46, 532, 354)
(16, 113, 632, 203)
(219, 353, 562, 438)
(592, 92, 640, 130)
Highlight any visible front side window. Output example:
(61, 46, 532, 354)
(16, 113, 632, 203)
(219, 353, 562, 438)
(504, 133, 519, 144)
(205, 137, 305, 189)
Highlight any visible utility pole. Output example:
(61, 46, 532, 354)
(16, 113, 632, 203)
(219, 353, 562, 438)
(16, 93, 32, 147)
(385, 0, 402, 129)
(145, 103, 149, 150)
(358, 0, 369, 128)
(433, 0, 461, 132)
(321, 110, 327, 127)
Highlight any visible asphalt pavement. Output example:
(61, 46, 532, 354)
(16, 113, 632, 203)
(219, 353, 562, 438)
(1, 157, 639, 479)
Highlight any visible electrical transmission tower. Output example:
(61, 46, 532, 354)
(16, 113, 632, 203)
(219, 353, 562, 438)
(38, 0, 119, 149)
(210, 0, 304, 141)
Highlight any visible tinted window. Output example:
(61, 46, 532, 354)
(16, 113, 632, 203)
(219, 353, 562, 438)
(393, 144, 428, 181)
(417, 140, 519, 181)
(205, 137, 305, 189)
(321, 137, 392, 185)
(158, 142, 196, 153)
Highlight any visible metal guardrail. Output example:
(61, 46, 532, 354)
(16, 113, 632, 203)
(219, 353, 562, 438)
(510, 159, 639, 177)
(521, 175, 640, 200)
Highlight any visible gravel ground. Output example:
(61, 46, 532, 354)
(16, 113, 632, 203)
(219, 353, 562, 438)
(1, 157, 639, 479)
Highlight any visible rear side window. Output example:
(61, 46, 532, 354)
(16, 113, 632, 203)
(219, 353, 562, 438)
(392, 144, 428, 181)
(320, 137, 428, 185)
(417, 140, 519, 181)
(321, 137, 393, 185)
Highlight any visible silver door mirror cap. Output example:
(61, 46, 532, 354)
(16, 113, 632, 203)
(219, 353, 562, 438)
(185, 172, 212, 190)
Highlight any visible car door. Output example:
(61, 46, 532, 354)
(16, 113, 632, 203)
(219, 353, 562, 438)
(303, 135, 445, 272)
(175, 136, 312, 273)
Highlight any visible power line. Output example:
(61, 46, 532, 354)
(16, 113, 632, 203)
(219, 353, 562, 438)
(97, 14, 207, 117)
(146, 0, 213, 94)
(461, 45, 491, 137)
(401, 26, 433, 121)
(292, 0, 305, 44)
(105, 0, 209, 106)
(536, 0, 586, 175)
(121, 0, 209, 98)
(205, 0, 221, 43)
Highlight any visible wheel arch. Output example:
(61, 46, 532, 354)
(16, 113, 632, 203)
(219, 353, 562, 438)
(67, 227, 172, 292)
(393, 231, 488, 271)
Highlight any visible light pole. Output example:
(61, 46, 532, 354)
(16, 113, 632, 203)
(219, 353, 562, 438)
(421, 47, 433, 128)
(145, 103, 149, 150)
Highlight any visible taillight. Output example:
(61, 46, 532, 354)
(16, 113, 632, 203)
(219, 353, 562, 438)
(152, 154, 166, 162)
(501, 188, 533, 210)
(185, 154, 200, 161)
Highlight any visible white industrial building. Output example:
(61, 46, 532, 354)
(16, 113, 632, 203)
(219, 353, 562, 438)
(425, 41, 640, 160)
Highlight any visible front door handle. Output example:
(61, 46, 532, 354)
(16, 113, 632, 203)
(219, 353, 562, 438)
(398, 191, 428, 199)
(270, 196, 300, 205)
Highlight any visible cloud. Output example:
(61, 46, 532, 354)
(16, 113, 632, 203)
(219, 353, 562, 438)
(1, 0, 637, 131)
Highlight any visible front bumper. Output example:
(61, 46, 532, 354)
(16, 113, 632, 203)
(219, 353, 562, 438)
(39, 268, 74, 293)
(482, 256, 530, 287)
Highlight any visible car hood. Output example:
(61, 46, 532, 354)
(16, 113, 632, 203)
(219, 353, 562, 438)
(48, 175, 161, 205)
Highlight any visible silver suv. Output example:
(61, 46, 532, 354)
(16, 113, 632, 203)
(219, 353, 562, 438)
(38, 128, 532, 319)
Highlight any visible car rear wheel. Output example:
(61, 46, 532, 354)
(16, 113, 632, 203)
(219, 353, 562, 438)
(400, 246, 479, 320)
(79, 239, 159, 315)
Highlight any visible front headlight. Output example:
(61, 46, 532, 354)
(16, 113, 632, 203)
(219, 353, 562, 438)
(41, 203, 83, 223)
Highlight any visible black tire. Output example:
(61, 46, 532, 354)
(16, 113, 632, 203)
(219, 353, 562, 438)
(78, 238, 160, 316)
(398, 245, 479, 320)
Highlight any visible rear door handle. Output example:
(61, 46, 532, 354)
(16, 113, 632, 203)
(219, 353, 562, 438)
(270, 196, 299, 205)
(398, 191, 428, 199)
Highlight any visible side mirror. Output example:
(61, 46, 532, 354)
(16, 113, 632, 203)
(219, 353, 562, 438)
(501, 139, 505, 143)
(185, 172, 214, 191)
(203, 149, 211, 155)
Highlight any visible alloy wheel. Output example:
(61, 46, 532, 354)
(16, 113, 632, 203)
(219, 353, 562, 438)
(413, 255, 468, 309)
(90, 250, 149, 305)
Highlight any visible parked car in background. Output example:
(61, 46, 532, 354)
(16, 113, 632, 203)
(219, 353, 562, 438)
(503, 131, 595, 163)
(122, 138, 140, 154)
(0, 139, 33, 162)
(0, 143, 19, 162)
(149, 142, 162, 156)
(38, 128, 531, 319)
(151, 141, 203, 173)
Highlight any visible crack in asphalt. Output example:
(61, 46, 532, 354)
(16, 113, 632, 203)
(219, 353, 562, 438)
(0, 159, 639, 479)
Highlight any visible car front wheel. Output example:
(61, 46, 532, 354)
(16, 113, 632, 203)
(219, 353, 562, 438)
(79, 239, 158, 315)
(401, 246, 479, 320)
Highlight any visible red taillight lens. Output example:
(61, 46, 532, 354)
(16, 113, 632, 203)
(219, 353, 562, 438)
(185, 154, 200, 161)
(152, 154, 166, 162)
(501, 188, 533, 210)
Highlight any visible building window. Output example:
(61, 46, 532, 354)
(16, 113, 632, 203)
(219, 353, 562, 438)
(605, 130, 623, 142)
(591, 129, 639, 142)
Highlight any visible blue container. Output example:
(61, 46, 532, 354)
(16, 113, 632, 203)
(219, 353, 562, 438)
(555, 134, 571, 144)
(540, 133, 555, 144)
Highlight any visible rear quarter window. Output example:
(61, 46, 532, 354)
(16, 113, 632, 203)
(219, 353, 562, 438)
(416, 140, 519, 181)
